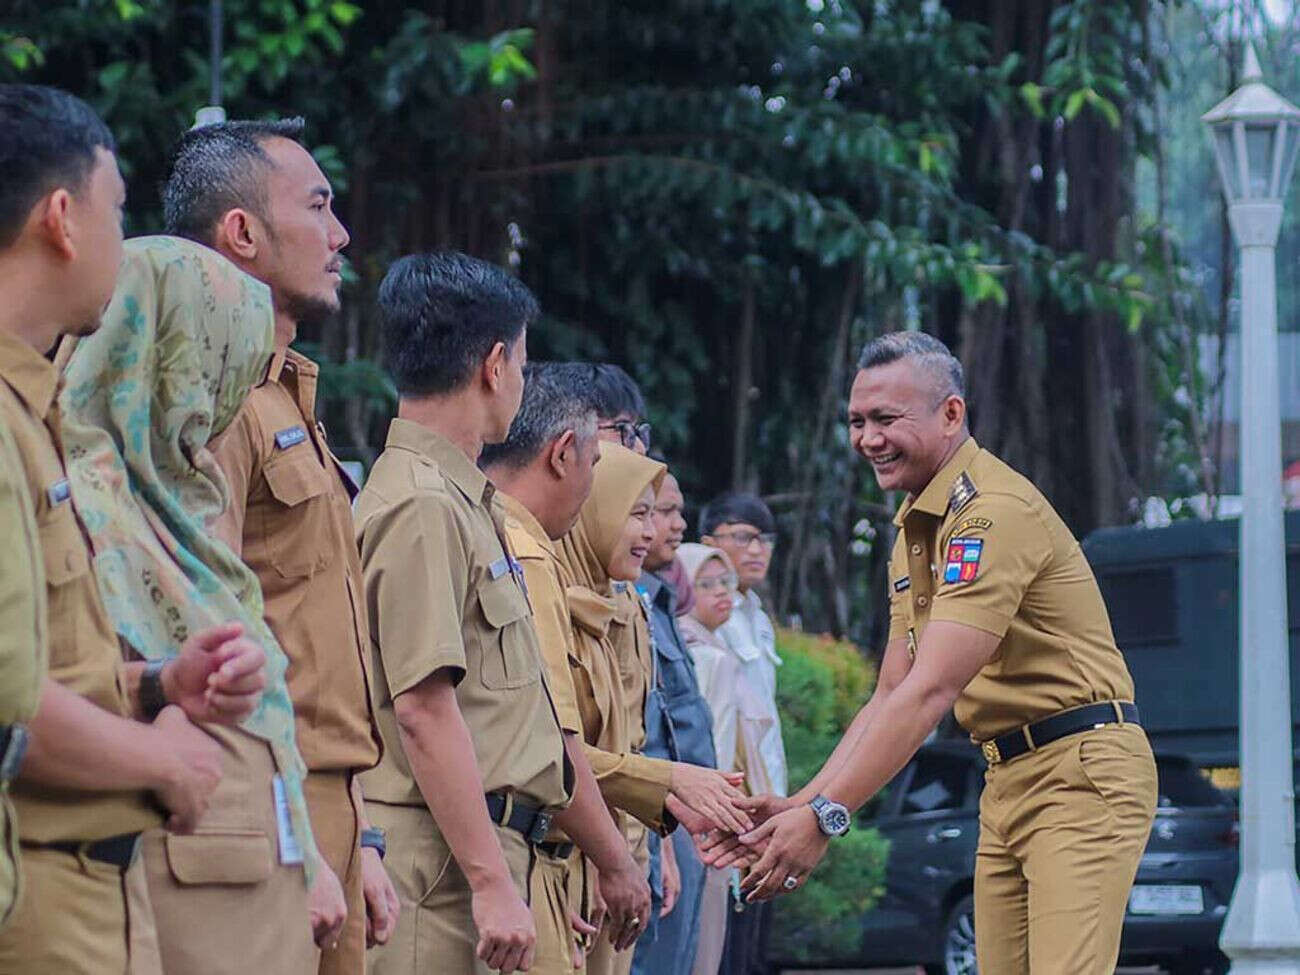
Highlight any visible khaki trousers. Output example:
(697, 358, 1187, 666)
(367, 800, 556, 975)
(307, 770, 365, 975)
(0, 843, 139, 975)
(143, 726, 317, 974)
(587, 821, 649, 975)
(974, 722, 1157, 975)
(531, 846, 582, 975)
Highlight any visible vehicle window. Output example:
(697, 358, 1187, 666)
(900, 754, 969, 815)
(1156, 757, 1233, 808)
(1095, 567, 1178, 647)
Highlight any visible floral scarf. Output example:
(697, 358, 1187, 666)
(58, 235, 317, 878)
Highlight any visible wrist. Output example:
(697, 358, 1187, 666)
(465, 862, 515, 895)
(139, 659, 171, 721)
(159, 659, 180, 707)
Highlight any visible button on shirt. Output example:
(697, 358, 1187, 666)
(716, 588, 788, 796)
(887, 437, 1136, 741)
(211, 348, 380, 774)
(0, 330, 160, 843)
(356, 420, 569, 811)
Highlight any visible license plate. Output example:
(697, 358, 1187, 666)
(1128, 884, 1204, 915)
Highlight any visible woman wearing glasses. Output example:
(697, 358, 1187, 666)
(676, 544, 773, 975)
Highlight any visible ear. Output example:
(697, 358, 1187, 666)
(36, 189, 77, 262)
(548, 429, 577, 478)
(212, 208, 263, 264)
(942, 394, 967, 433)
(482, 341, 507, 392)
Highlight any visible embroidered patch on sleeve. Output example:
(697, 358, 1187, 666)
(954, 516, 993, 535)
(943, 537, 983, 584)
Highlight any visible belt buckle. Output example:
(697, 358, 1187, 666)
(0, 725, 29, 783)
(980, 739, 1001, 765)
(529, 811, 553, 845)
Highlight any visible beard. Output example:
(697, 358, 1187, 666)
(278, 285, 341, 331)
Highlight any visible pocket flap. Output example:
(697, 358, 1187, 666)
(264, 455, 329, 508)
(164, 830, 273, 886)
(38, 509, 90, 586)
(478, 575, 530, 629)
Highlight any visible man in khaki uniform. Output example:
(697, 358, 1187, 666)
(481, 361, 660, 972)
(358, 253, 573, 975)
(164, 117, 393, 965)
(736, 332, 1156, 975)
(0, 84, 269, 975)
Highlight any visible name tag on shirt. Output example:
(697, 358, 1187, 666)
(488, 556, 512, 580)
(271, 775, 304, 865)
(274, 426, 308, 450)
(46, 478, 71, 506)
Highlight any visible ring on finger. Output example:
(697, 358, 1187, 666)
(781, 875, 800, 891)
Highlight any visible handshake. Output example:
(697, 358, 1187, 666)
(665, 769, 818, 903)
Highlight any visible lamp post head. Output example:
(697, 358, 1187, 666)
(1202, 44, 1300, 222)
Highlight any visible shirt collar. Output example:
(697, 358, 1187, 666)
(0, 330, 59, 420)
(893, 436, 981, 525)
(501, 492, 555, 555)
(265, 346, 319, 384)
(386, 418, 492, 506)
(637, 571, 673, 611)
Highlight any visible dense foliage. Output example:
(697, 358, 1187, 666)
(769, 627, 889, 963)
(4, 0, 1290, 647)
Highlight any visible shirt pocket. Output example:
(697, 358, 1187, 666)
(37, 503, 91, 669)
(261, 452, 333, 579)
(475, 573, 541, 691)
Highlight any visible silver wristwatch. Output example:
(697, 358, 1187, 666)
(809, 794, 852, 837)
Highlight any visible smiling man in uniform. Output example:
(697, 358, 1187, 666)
(734, 331, 1156, 975)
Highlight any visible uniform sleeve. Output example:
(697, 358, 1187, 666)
(887, 533, 909, 642)
(928, 494, 1052, 638)
(583, 745, 673, 833)
(361, 492, 470, 695)
(208, 398, 262, 557)
(0, 424, 45, 722)
(515, 553, 583, 735)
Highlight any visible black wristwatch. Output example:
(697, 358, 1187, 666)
(809, 794, 852, 837)
(139, 659, 170, 720)
(360, 826, 386, 860)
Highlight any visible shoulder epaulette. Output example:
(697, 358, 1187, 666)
(948, 471, 978, 515)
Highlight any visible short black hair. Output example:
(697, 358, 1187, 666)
(162, 117, 306, 244)
(857, 331, 965, 402)
(479, 362, 597, 470)
(379, 252, 540, 397)
(699, 492, 775, 536)
(584, 363, 645, 422)
(0, 85, 115, 249)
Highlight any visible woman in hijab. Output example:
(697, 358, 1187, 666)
(556, 445, 747, 975)
(676, 543, 775, 975)
(59, 236, 321, 973)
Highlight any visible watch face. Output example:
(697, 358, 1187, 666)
(820, 803, 851, 836)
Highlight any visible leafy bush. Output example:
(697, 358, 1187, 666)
(767, 628, 890, 965)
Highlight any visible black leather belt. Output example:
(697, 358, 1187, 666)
(0, 724, 29, 784)
(38, 831, 142, 870)
(536, 840, 575, 861)
(485, 792, 554, 846)
(979, 701, 1140, 766)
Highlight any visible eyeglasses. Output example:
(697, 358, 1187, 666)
(695, 573, 739, 593)
(599, 420, 652, 451)
(709, 530, 777, 549)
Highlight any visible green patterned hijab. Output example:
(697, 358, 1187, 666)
(59, 235, 317, 878)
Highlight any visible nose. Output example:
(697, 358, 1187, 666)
(328, 209, 350, 252)
(671, 512, 686, 534)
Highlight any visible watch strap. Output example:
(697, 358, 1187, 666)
(360, 826, 386, 859)
(139, 659, 169, 721)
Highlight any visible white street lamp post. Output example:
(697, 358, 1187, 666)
(1203, 45, 1300, 975)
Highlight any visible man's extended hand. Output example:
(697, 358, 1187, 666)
(659, 836, 680, 918)
(361, 847, 400, 947)
(738, 805, 828, 902)
(666, 793, 760, 869)
(165, 621, 267, 725)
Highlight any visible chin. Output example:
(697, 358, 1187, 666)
(70, 314, 104, 338)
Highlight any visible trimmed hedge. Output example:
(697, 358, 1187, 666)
(767, 628, 890, 965)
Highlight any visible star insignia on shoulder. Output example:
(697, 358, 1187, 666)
(948, 471, 978, 515)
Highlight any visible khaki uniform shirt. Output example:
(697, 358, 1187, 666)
(356, 420, 569, 811)
(888, 437, 1135, 741)
(0, 331, 160, 843)
(210, 348, 380, 774)
(0, 414, 46, 924)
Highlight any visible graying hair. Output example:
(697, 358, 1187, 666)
(479, 361, 598, 470)
(162, 117, 306, 244)
(857, 331, 965, 402)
